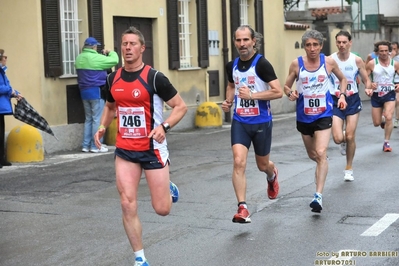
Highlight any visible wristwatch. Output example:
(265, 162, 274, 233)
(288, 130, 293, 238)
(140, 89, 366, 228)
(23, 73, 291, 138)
(162, 122, 171, 133)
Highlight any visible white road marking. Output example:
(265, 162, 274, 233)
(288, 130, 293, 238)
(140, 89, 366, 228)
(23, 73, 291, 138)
(361, 213, 399, 236)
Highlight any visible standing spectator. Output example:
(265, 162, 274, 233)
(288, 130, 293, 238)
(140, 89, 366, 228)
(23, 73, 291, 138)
(94, 27, 187, 266)
(390, 41, 399, 128)
(75, 37, 119, 153)
(329, 30, 372, 182)
(221, 25, 283, 224)
(284, 30, 347, 213)
(365, 40, 399, 152)
(0, 49, 23, 168)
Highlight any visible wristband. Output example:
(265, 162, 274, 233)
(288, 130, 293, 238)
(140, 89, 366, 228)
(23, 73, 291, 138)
(249, 91, 253, 100)
(339, 92, 346, 98)
(98, 125, 106, 130)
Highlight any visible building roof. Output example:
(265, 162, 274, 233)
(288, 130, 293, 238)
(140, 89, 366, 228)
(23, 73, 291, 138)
(309, 6, 347, 19)
(284, 21, 310, 30)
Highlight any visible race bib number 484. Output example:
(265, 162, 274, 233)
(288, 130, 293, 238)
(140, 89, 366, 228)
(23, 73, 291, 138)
(236, 98, 260, 117)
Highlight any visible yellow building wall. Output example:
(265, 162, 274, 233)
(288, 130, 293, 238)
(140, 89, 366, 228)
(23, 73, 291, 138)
(1, 0, 43, 131)
(1, 0, 309, 135)
(329, 28, 344, 55)
(207, 1, 226, 103)
(1, 0, 83, 132)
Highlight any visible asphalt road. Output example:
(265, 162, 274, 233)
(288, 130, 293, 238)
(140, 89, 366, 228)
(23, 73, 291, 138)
(1, 100, 398, 266)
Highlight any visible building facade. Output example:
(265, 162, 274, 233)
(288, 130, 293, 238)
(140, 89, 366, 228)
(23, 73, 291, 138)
(1, 0, 307, 153)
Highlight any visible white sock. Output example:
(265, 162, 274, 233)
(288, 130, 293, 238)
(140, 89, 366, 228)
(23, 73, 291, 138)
(267, 173, 275, 182)
(134, 249, 146, 261)
(238, 203, 248, 209)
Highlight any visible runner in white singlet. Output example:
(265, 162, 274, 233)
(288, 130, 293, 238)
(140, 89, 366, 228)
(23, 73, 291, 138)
(390, 42, 399, 128)
(329, 30, 372, 182)
(366, 40, 399, 152)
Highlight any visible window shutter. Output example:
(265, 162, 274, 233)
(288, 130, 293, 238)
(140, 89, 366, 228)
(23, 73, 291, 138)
(88, 0, 105, 53)
(167, 0, 180, 70)
(230, 0, 240, 59)
(197, 0, 209, 68)
(255, 0, 265, 55)
(41, 0, 62, 77)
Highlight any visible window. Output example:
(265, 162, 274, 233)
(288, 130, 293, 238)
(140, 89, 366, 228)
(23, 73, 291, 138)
(178, 0, 192, 68)
(60, 0, 81, 77)
(240, 0, 249, 25)
(166, 0, 208, 70)
(41, 0, 103, 78)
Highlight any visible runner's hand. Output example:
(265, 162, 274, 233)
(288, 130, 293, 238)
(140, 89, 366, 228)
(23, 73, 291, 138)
(287, 90, 299, 101)
(94, 128, 106, 149)
(221, 100, 233, 112)
(148, 126, 166, 143)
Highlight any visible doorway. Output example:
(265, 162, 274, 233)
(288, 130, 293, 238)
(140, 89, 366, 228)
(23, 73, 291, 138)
(113, 17, 154, 69)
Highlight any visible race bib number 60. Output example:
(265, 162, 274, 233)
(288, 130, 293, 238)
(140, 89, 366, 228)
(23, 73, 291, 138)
(118, 106, 147, 138)
(303, 94, 327, 115)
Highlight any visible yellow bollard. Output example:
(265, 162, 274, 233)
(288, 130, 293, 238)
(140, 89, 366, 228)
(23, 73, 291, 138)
(195, 102, 222, 128)
(6, 125, 44, 162)
(104, 117, 117, 145)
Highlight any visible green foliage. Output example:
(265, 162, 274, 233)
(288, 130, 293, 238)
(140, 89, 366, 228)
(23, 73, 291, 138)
(284, 0, 300, 11)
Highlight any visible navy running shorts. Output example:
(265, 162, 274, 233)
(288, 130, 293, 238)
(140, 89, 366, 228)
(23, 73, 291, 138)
(296, 117, 332, 137)
(332, 93, 362, 120)
(231, 119, 273, 156)
(115, 148, 170, 170)
(371, 91, 396, 108)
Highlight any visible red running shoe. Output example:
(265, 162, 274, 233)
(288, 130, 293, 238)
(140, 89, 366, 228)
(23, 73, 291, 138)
(383, 142, 392, 152)
(267, 167, 280, 199)
(232, 205, 251, 223)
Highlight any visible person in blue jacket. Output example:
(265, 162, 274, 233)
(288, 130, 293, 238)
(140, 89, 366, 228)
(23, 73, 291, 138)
(75, 37, 119, 153)
(0, 49, 22, 168)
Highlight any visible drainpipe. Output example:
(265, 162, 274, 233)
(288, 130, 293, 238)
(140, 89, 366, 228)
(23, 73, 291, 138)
(222, 0, 231, 122)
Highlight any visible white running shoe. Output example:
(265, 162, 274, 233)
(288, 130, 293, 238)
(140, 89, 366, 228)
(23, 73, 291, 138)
(394, 119, 398, 128)
(310, 193, 323, 213)
(90, 146, 109, 153)
(340, 142, 346, 156)
(344, 169, 354, 182)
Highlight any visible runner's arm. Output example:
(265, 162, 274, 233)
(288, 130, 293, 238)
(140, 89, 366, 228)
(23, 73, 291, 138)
(284, 59, 299, 100)
(356, 56, 372, 91)
(328, 57, 347, 109)
(163, 93, 188, 130)
(365, 60, 377, 91)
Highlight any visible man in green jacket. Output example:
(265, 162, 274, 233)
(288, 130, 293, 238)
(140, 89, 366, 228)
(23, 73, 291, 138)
(75, 37, 119, 153)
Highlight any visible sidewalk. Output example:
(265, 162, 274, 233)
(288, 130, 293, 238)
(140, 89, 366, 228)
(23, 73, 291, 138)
(1, 99, 374, 173)
(0, 146, 116, 173)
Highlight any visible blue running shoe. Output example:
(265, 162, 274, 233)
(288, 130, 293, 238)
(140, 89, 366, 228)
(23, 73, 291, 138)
(134, 257, 150, 266)
(170, 181, 179, 203)
(310, 193, 323, 213)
